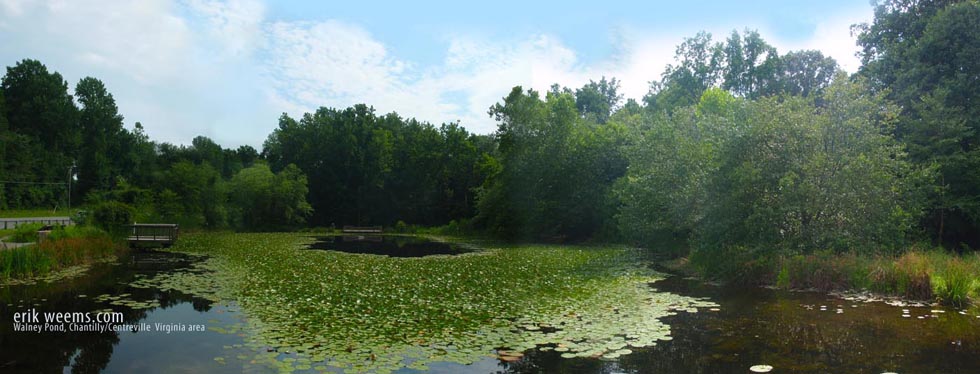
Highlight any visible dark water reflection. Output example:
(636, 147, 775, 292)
(308, 235, 473, 257)
(490, 275, 980, 374)
(0, 251, 246, 373)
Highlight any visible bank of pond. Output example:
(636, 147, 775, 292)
(0, 232, 979, 373)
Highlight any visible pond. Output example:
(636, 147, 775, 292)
(1, 233, 979, 373)
(307, 235, 473, 257)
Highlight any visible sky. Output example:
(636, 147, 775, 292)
(0, 0, 875, 148)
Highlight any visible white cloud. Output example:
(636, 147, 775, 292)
(0, 0, 194, 84)
(262, 19, 459, 130)
(0, 0, 279, 147)
(797, 9, 873, 73)
(0, 1, 876, 145)
(184, 0, 266, 57)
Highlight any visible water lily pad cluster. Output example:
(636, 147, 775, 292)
(91, 293, 160, 309)
(142, 232, 714, 372)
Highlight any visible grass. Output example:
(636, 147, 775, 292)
(0, 226, 121, 280)
(0, 208, 79, 218)
(142, 232, 717, 372)
(685, 245, 980, 306)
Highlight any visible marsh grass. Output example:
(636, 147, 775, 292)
(711, 247, 980, 306)
(930, 257, 977, 307)
(0, 227, 120, 279)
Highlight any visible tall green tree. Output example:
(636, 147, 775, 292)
(264, 105, 488, 227)
(779, 50, 839, 98)
(720, 30, 781, 98)
(645, 32, 724, 113)
(696, 77, 927, 276)
(1, 59, 79, 208)
(228, 163, 311, 231)
(616, 88, 741, 245)
(575, 77, 622, 124)
(856, 0, 980, 247)
(477, 86, 626, 240)
(75, 77, 125, 197)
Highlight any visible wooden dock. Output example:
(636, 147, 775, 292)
(342, 225, 383, 234)
(126, 224, 179, 247)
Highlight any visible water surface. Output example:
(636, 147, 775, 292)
(2, 244, 979, 373)
(307, 235, 473, 257)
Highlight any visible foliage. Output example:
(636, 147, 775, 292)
(0, 59, 78, 209)
(0, 208, 75, 218)
(776, 252, 872, 291)
(75, 77, 127, 197)
(476, 86, 627, 240)
(696, 76, 926, 258)
(644, 30, 839, 114)
(263, 106, 491, 227)
(9, 222, 44, 243)
(90, 201, 134, 235)
(158, 161, 227, 228)
(45, 224, 107, 241)
(573, 76, 623, 124)
(856, 0, 980, 247)
(227, 163, 312, 231)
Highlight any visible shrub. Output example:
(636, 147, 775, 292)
(775, 264, 791, 289)
(47, 225, 108, 241)
(90, 201, 135, 236)
(9, 223, 45, 243)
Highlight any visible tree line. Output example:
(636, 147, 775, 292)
(1, 0, 977, 255)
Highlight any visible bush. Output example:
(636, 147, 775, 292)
(47, 225, 108, 241)
(91, 201, 135, 236)
(9, 223, 45, 243)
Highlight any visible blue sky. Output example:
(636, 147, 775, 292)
(0, 0, 873, 148)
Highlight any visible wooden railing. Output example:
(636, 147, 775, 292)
(126, 224, 179, 247)
(342, 225, 383, 234)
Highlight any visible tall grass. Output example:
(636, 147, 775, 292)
(931, 257, 976, 307)
(0, 226, 121, 279)
(0, 246, 53, 278)
(694, 245, 980, 306)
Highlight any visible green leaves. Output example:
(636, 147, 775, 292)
(228, 163, 312, 231)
